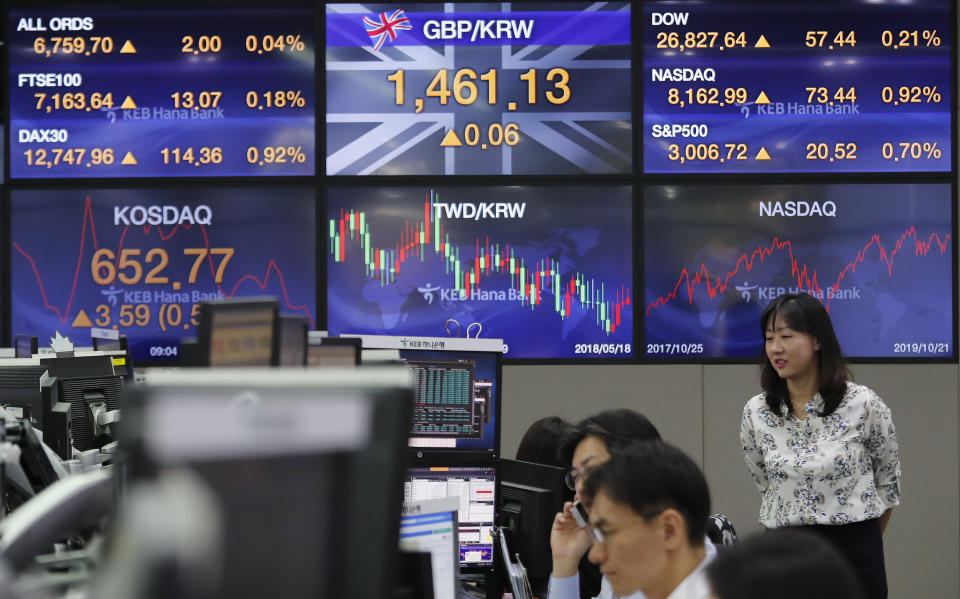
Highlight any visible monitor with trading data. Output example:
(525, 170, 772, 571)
(8, 6, 315, 178)
(347, 335, 502, 455)
(9, 188, 316, 365)
(404, 466, 496, 568)
(327, 185, 634, 361)
(643, 183, 953, 360)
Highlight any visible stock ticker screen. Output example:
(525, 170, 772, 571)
(643, 0, 952, 173)
(325, 2, 632, 175)
(400, 349, 498, 452)
(9, 188, 316, 362)
(2, 2, 957, 365)
(8, 7, 315, 178)
(643, 184, 954, 360)
(326, 186, 634, 360)
(404, 466, 497, 566)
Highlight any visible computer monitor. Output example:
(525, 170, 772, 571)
(276, 314, 310, 366)
(396, 551, 435, 599)
(91, 330, 126, 353)
(0, 361, 73, 461)
(123, 368, 414, 599)
(197, 298, 279, 367)
(91, 331, 135, 381)
(347, 335, 503, 457)
(360, 348, 402, 364)
(306, 336, 361, 368)
(38, 354, 116, 380)
(95, 350, 135, 382)
(1, 353, 120, 456)
(404, 466, 497, 568)
(38, 378, 73, 461)
(0, 359, 51, 429)
(27, 354, 122, 453)
(400, 496, 460, 599)
(13, 335, 37, 358)
(497, 459, 572, 595)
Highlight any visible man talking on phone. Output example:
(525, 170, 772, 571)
(557, 409, 663, 598)
(548, 441, 716, 599)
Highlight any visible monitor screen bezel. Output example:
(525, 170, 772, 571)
(306, 336, 362, 367)
(92, 333, 127, 353)
(197, 297, 280, 367)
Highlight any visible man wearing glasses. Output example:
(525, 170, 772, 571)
(548, 441, 716, 599)
(556, 409, 663, 598)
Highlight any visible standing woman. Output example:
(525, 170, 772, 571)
(740, 293, 901, 599)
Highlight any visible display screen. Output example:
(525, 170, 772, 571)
(10, 188, 316, 362)
(208, 303, 277, 367)
(643, 184, 954, 359)
(643, 0, 952, 173)
(9, 7, 315, 178)
(399, 349, 498, 452)
(398, 507, 458, 599)
(327, 186, 634, 359)
(326, 2, 632, 175)
(404, 466, 496, 566)
(307, 340, 360, 367)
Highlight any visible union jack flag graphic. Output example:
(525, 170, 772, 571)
(363, 9, 412, 51)
(328, 3, 633, 175)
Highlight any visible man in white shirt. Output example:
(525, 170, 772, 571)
(548, 442, 715, 599)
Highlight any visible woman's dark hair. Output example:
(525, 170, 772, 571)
(707, 530, 864, 599)
(515, 416, 572, 467)
(759, 293, 851, 416)
(581, 441, 709, 546)
(558, 409, 661, 466)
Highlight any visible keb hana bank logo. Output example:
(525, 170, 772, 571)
(363, 9, 412, 51)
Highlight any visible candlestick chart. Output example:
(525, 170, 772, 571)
(643, 183, 953, 359)
(326, 185, 634, 359)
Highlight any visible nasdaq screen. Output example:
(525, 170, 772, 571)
(643, 183, 954, 359)
(9, 188, 316, 362)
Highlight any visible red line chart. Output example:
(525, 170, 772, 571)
(12, 196, 314, 327)
(646, 226, 951, 316)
